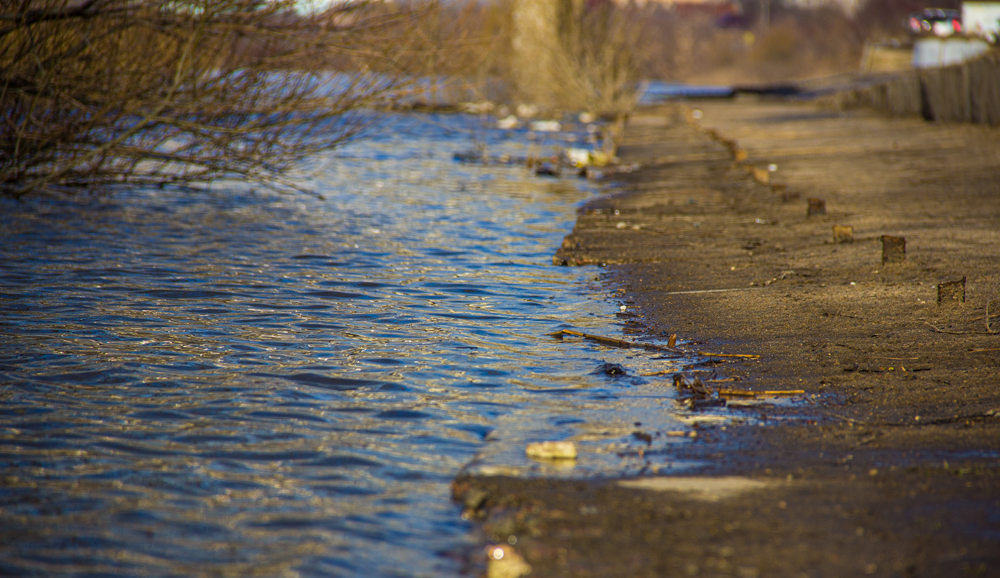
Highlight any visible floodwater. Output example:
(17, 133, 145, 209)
(0, 113, 699, 577)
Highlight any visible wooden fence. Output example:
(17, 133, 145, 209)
(822, 50, 1000, 125)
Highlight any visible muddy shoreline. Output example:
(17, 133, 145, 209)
(454, 100, 1000, 577)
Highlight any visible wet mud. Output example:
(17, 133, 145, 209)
(455, 100, 1000, 577)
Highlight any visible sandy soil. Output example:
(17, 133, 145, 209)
(454, 100, 1000, 578)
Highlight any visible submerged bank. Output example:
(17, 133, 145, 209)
(455, 100, 1000, 577)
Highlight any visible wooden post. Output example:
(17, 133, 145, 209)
(937, 277, 966, 305)
(807, 198, 826, 216)
(881, 235, 906, 264)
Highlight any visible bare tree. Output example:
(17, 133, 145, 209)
(0, 0, 419, 198)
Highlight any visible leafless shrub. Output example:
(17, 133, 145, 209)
(503, 0, 648, 153)
(547, 1, 646, 121)
(0, 0, 420, 198)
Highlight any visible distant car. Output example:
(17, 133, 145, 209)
(908, 8, 963, 36)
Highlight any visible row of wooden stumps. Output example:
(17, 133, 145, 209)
(807, 200, 966, 306)
(698, 121, 969, 310)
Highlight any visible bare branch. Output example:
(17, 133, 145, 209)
(1, 0, 420, 198)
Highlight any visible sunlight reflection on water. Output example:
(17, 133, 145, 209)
(0, 113, 696, 577)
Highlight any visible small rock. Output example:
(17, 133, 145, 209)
(595, 362, 628, 376)
(534, 162, 561, 177)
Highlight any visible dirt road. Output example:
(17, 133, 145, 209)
(454, 100, 1000, 578)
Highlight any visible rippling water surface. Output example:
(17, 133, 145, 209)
(0, 113, 693, 577)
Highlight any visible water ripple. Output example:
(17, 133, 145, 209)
(0, 113, 693, 577)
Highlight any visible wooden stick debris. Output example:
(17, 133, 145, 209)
(641, 370, 676, 377)
(548, 329, 761, 359)
(924, 321, 1000, 336)
(548, 329, 684, 353)
(697, 352, 761, 359)
(660, 288, 751, 296)
(719, 389, 805, 397)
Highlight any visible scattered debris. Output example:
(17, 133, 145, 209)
(832, 225, 854, 243)
(843, 363, 931, 372)
(565, 148, 591, 167)
(487, 545, 532, 578)
(526, 441, 578, 460)
(595, 362, 628, 377)
(496, 115, 519, 130)
(925, 321, 999, 336)
(749, 165, 770, 185)
(697, 351, 761, 359)
(641, 370, 678, 377)
(632, 431, 653, 445)
(719, 389, 806, 398)
(659, 288, 751, 296)
(687, 397, 727, 410)
(548, 329, 684, 354)
(674, 374, 712, 397)
(534, 162, 561, 177)
(529, 120, 561, 132)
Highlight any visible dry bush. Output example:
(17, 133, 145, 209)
(397, 0, 517, 105)
(0, 0, 420, 198)
(547, 2, 646, 119)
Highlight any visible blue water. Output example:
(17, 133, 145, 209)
(0, 112, 697, 577)
(641, 81, 734, 103)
